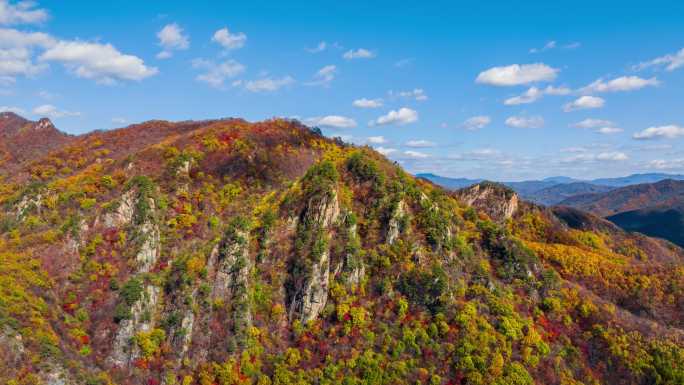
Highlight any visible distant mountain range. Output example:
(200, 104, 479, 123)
(417, 172, 684, 205)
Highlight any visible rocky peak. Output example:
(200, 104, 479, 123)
(456, 181, 519, 221)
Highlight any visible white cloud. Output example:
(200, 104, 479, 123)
(0, 105, 24, 114)
(0, 28, 55, 48)
(393, 88, 427, 101)
(571, 118, 622, 134)
(596, 151, 628, 161)
(306, 41, 327, 53)
(529, 40, 556, 53)
(404, 150, 429, 159)
(192, 58, 245, 87)
(306, 115, 357, 129)
(0, 28, 55, 79)
(39, 40, 158, 84)
(563, 96, 605, 112)
(648, 158, 684, 170)
(0, 0, 48, 25)
(504, 85, 570, 105)
(580, 76, 659, 93)
(449, 148, 502, 161)
(343, 48, 375, 60)
(372, 107, 418, 126)
(635, 47, 684, 72)
(353, 98, 383, 108)
(505, 115, 544, 128)
(633, 125, 684, 140)
(476, 63, 559, 86)
(212, 27, 246, 50)
(156, 23, 189, 59)
(596, 127, 623, 134)
(405, 139, 435, 148)
(305, 64, 336, 86)
(243, 76, 294, 92)
(562, 151, 628, 163)
(462, 115, 491, 130)
(367, 136, 386, 144)
(112, 117, 127, 124)
(0, 46, 46, 76)
(376, 147, 397, 156)
(32, 104, 80, 118)
(571, 118, 614, 129)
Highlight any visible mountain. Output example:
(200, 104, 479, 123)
(592, 173, 684, 187)
(559, 179, 684, 217)
(607, 204, 684, 247)
(1, 115, 683, 385)
(0, 112, 73, 172)
(415, 173, 482, 189)
(558, 179, 684, 246)
(525, 182, 615, 206)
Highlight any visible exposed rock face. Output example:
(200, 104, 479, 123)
(290, 191, 340, 323)
(210, 228, 253, 334)
(101, 190, 136, 228)
(457, 182, 519, 221)
(386, 200, 406, 244)
(108, 285, 161, 368)
(106, 187, 162, 367)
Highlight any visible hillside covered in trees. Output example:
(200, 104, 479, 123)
(0, 113, 683, 385)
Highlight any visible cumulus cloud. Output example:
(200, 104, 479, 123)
(156, 23, 189, 59)
(0, 28, 55, 79)
(212, 27, 246, 50)
(111, 117, 127, 124)
(0, 28, 55, 47)
(32, 104, 80, 118)
(462, 115, 491, 130)
(0, 0, 48, 25)
(405, 139, 435, 148)
(372, 107, 418, 126)
(633, 125, 684, 140)
(505, 115, 544, 128)
(192, 58, 245, 87)
(367, 136, 386, 144)
(504, 85, 570, 105)
(580, 76, 659, 93)
(39, 40, 158, 84)
(476, 63, 559, 86)
(243, 75, 295, 92)
(563, 96, 605, 112)
(343, 48, 375, 60)
(353, 98, 383, 108)
(635, 47, 684, 72)
(305, 64, 336, 86)
(306, 115, 357, 129)
(571, 118, 622, 134)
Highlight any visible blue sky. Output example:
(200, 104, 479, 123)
(1, 0, 684, 181)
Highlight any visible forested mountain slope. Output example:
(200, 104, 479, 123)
(0, 116, 682, 385)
